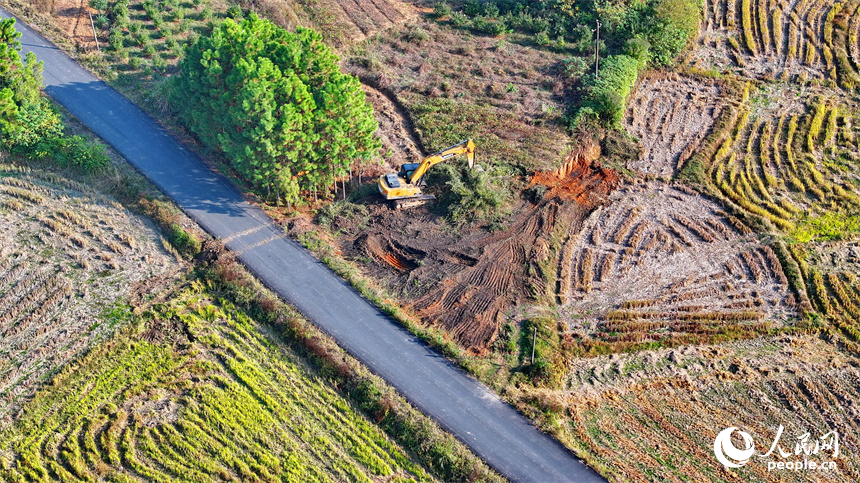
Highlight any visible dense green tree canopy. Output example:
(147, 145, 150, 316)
(172, 14, 380, 204)
(0, 18, 63, 152)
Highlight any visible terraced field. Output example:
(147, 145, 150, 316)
(0, 163, 176, 427)
(0, 290, 431, 482)
(528, 336, 860, 482)
(562, 182, 795, 348)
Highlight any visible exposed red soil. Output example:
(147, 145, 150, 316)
(336, 142, 618, 354)
(529, 142, 618, 204)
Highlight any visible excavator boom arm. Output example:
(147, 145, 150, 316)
(409, 139, 475, 185)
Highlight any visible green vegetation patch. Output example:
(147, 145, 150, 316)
(172, 14, 379, 206)
(0, 288, 431, 482)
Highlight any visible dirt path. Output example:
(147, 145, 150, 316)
(50, 0, 97, 50)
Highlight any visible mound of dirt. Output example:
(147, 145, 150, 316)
(624, 73, 725, 178)
(341, 142, 617, 353)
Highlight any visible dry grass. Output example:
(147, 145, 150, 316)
(0, 162, 178, 427)
(509, 335, 860, 482)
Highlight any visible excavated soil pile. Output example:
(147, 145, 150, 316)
(344, 142, 617, 353)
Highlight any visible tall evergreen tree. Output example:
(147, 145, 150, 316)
(172, 14, 380, 205)
(0, 18, 63, 152)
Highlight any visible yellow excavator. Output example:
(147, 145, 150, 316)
(378, 139, 476, 209)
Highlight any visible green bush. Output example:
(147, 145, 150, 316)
(167, 222, 202, 257)
(88, 0, 108, 11)
(471, 16, 511, 36)
(463, 0, 481, 16)
(427, 163, 511, 223)
(583, 54, 643, 127)
(449, 11, 470, 27)
(432, 2, 452, 19)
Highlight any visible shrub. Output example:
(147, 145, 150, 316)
(432, 1, 452, 19)
(463, 0, 481, 16)
(562, 56, 588, 81)
(108, 29, 124, 51)
(583, 54, 643, 127)
(471, 16, 511, 37)
(449, 11, 469, 27)
(88, 0, 108, 11)
(535, 30, 552, 46)
(427, 163, 511, 223)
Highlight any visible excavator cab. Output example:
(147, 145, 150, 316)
(398, 163, 421, 184)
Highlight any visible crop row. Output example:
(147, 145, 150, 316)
(722, 0, 845, 75)
(707, 99, 860, 235)
(0, 291, 428, 482)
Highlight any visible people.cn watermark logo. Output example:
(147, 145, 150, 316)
(714, 427, 755, 468)
(713, 425, 839, 472)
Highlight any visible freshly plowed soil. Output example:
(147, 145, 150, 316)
(341, 143, 617, 353)
(624, 74, 725, 178)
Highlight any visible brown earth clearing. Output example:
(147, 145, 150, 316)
(317, 142, 617, 353)
(0, 162, 178, 428)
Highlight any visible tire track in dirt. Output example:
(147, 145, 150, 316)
(414, 145, 616, 352)
(361, 81, 425, 171)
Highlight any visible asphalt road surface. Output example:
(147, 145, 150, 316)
(1, 7, 606, 482)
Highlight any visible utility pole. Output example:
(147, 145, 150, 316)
(531, 326, 537, 364)
(594, 20, 601, 78)
(88, 10, 100, 51)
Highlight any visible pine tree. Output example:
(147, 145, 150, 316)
(172, 14, 380, 206)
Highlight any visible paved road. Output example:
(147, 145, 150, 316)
(1, 8, 605, 483)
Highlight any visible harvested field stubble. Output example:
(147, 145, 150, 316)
(0, 164, 176, 427)
(695, 0, 856, 82)
(563, 182, 796, 347)
(624, 74, 726, 178)
(522, 336, 860, 482)
(0, 291, 432, 482)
